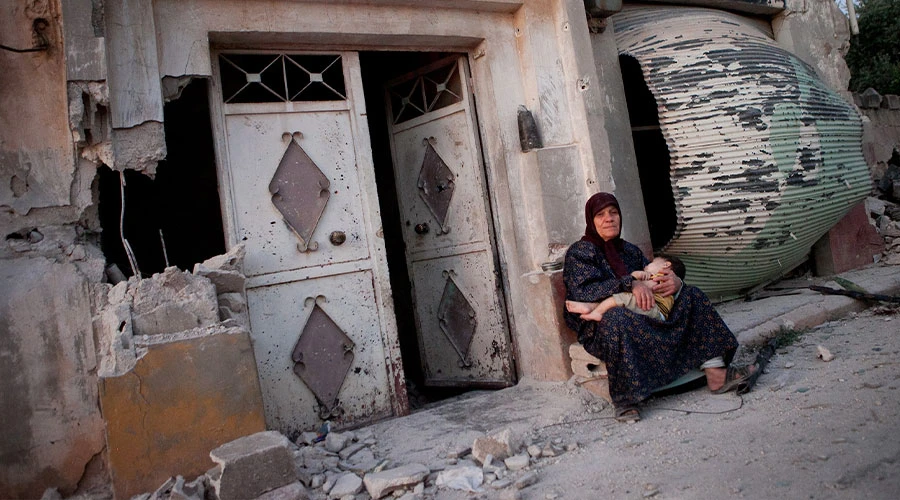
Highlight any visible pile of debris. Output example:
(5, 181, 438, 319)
(867, 191, 900, 266)
(133, 423, 583, 500)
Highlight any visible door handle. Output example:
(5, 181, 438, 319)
(414, 222, 430, 235)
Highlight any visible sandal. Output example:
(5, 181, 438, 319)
(614, 405, 641, 423)
(711, 364, 758, 394)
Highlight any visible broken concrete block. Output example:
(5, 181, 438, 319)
(130, 267, 219, 336)
(472, 429, 520, 464)
(209, 431, 298, 500)
(325, 431, 350, 453)
(328, 473, 363, 498)
(193, 265, 246, 294)
(254, 481, 310, 500)
(884, 94, 900, 110)
(514, 471, 539, 490)
(859, 88, 882, 109)
(100, 328, 265, 499)
(363, 464, 429, 499)
(504, 454, 529, 471)
(195, 244, 245, 273)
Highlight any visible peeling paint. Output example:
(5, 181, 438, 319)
(614, 6, 870, 299)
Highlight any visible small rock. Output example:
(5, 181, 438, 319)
(492, 479, 513, 489)
(816, 345, 834, 362)
(784, 362, 795, 369)
(328, 473, 362, 498)
(472, 429, 520, 463)
(339, 441, 368, 460)
(363, 464, 429, 499)
(326, 432, 351, 453)
(447, 446, 471, 459)
(526, 445, 542, 458)
(504, 454, 529, 471)
(255, 481, 310, 500)
(514, 472, 539, 490)
(540, 446, 556, 458)
(565, 443, 578, 452)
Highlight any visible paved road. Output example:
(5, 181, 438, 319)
(366, 305, 900, 499)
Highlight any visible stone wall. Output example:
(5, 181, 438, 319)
(855, 89, 900, 185)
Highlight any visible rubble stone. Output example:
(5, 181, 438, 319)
(130, 267, 219, 336)
(472, 429, 520, 463)
(327, 473, 362, 498)
(504, 454, 529, 471)
(209, 431, 298, 500)
(884, 94, 900, 110)
(254, 481, 310, 500)
(325, 432, 350, 453)
(363, 464, 429, 499)
(514, 472, 539, 490)
(859, 88, 883, 109)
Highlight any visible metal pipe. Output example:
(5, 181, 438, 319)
(846, 0, 859, 36)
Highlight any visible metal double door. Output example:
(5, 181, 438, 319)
(214, 51, 512, 433)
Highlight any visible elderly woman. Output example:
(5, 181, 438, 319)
(563, 192, 753, 422)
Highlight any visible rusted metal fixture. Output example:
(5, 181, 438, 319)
(437, 272, 478, 368)
(417, 138, 456, 234)
(268, 139, 330, 253)
(292, 302, 355, 418)
(613, 6, 870, 300)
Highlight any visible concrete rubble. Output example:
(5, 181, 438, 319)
(135, 417, 589, 500)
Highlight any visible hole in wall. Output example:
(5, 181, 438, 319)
(619, 54, 676, 251)
(98, 79, 225, 278)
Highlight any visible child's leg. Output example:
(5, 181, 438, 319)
(565, 300, 600, 314)
(579, 296, 618, 321)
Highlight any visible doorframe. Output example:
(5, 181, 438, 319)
(206, 48, 408, 419)
(379, 52, 517, 387)
(205, 42, 521, 387)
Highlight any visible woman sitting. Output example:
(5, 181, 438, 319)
(563, 192, 755, 422)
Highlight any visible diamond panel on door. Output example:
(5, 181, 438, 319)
(269, 140, 331, 251)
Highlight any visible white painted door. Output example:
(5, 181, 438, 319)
(212, 51, 406, 434)
(386, 56, 514, 387)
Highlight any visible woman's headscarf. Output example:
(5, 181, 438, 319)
(581, 192, 628, 277)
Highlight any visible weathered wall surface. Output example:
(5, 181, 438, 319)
(772, 0, 852, 95)
(0, 257, 105, 498)
(0, 0, 75, 216)
(100, 327, 265, 499)
(856, 91, 900, 181)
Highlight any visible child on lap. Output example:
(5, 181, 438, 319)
(567, 255, 686, 322)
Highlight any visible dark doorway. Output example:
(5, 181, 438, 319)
(98, 79, 226, 279)
(359, 51, 476, 409)
(620, 54, 676, 250)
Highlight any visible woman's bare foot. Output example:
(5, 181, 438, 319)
(706, 364, 758, 393)
(705, 367, 727, 391)
(566, 300, 598, 314)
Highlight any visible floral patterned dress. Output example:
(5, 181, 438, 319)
(563, 240, 739, 407)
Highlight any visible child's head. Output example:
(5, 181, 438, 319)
(655, 254, 686, 280)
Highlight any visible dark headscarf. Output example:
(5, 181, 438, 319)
(580, 192, 628, 278)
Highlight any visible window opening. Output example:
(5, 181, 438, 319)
(619, 54, 676, 250)
(218, 53, 347, 103)
(98, 79, 225, 279)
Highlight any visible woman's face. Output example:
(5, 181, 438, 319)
(593, 205, 621, 241)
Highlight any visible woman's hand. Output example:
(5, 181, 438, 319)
(631, 279, 655, 310)
(652, 267, 682, 297)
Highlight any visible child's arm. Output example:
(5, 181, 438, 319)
(631, 270, 652, 280)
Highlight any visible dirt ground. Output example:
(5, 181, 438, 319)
(365, 305, 900, 500)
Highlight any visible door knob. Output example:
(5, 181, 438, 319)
(414, 223, 429, 235)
